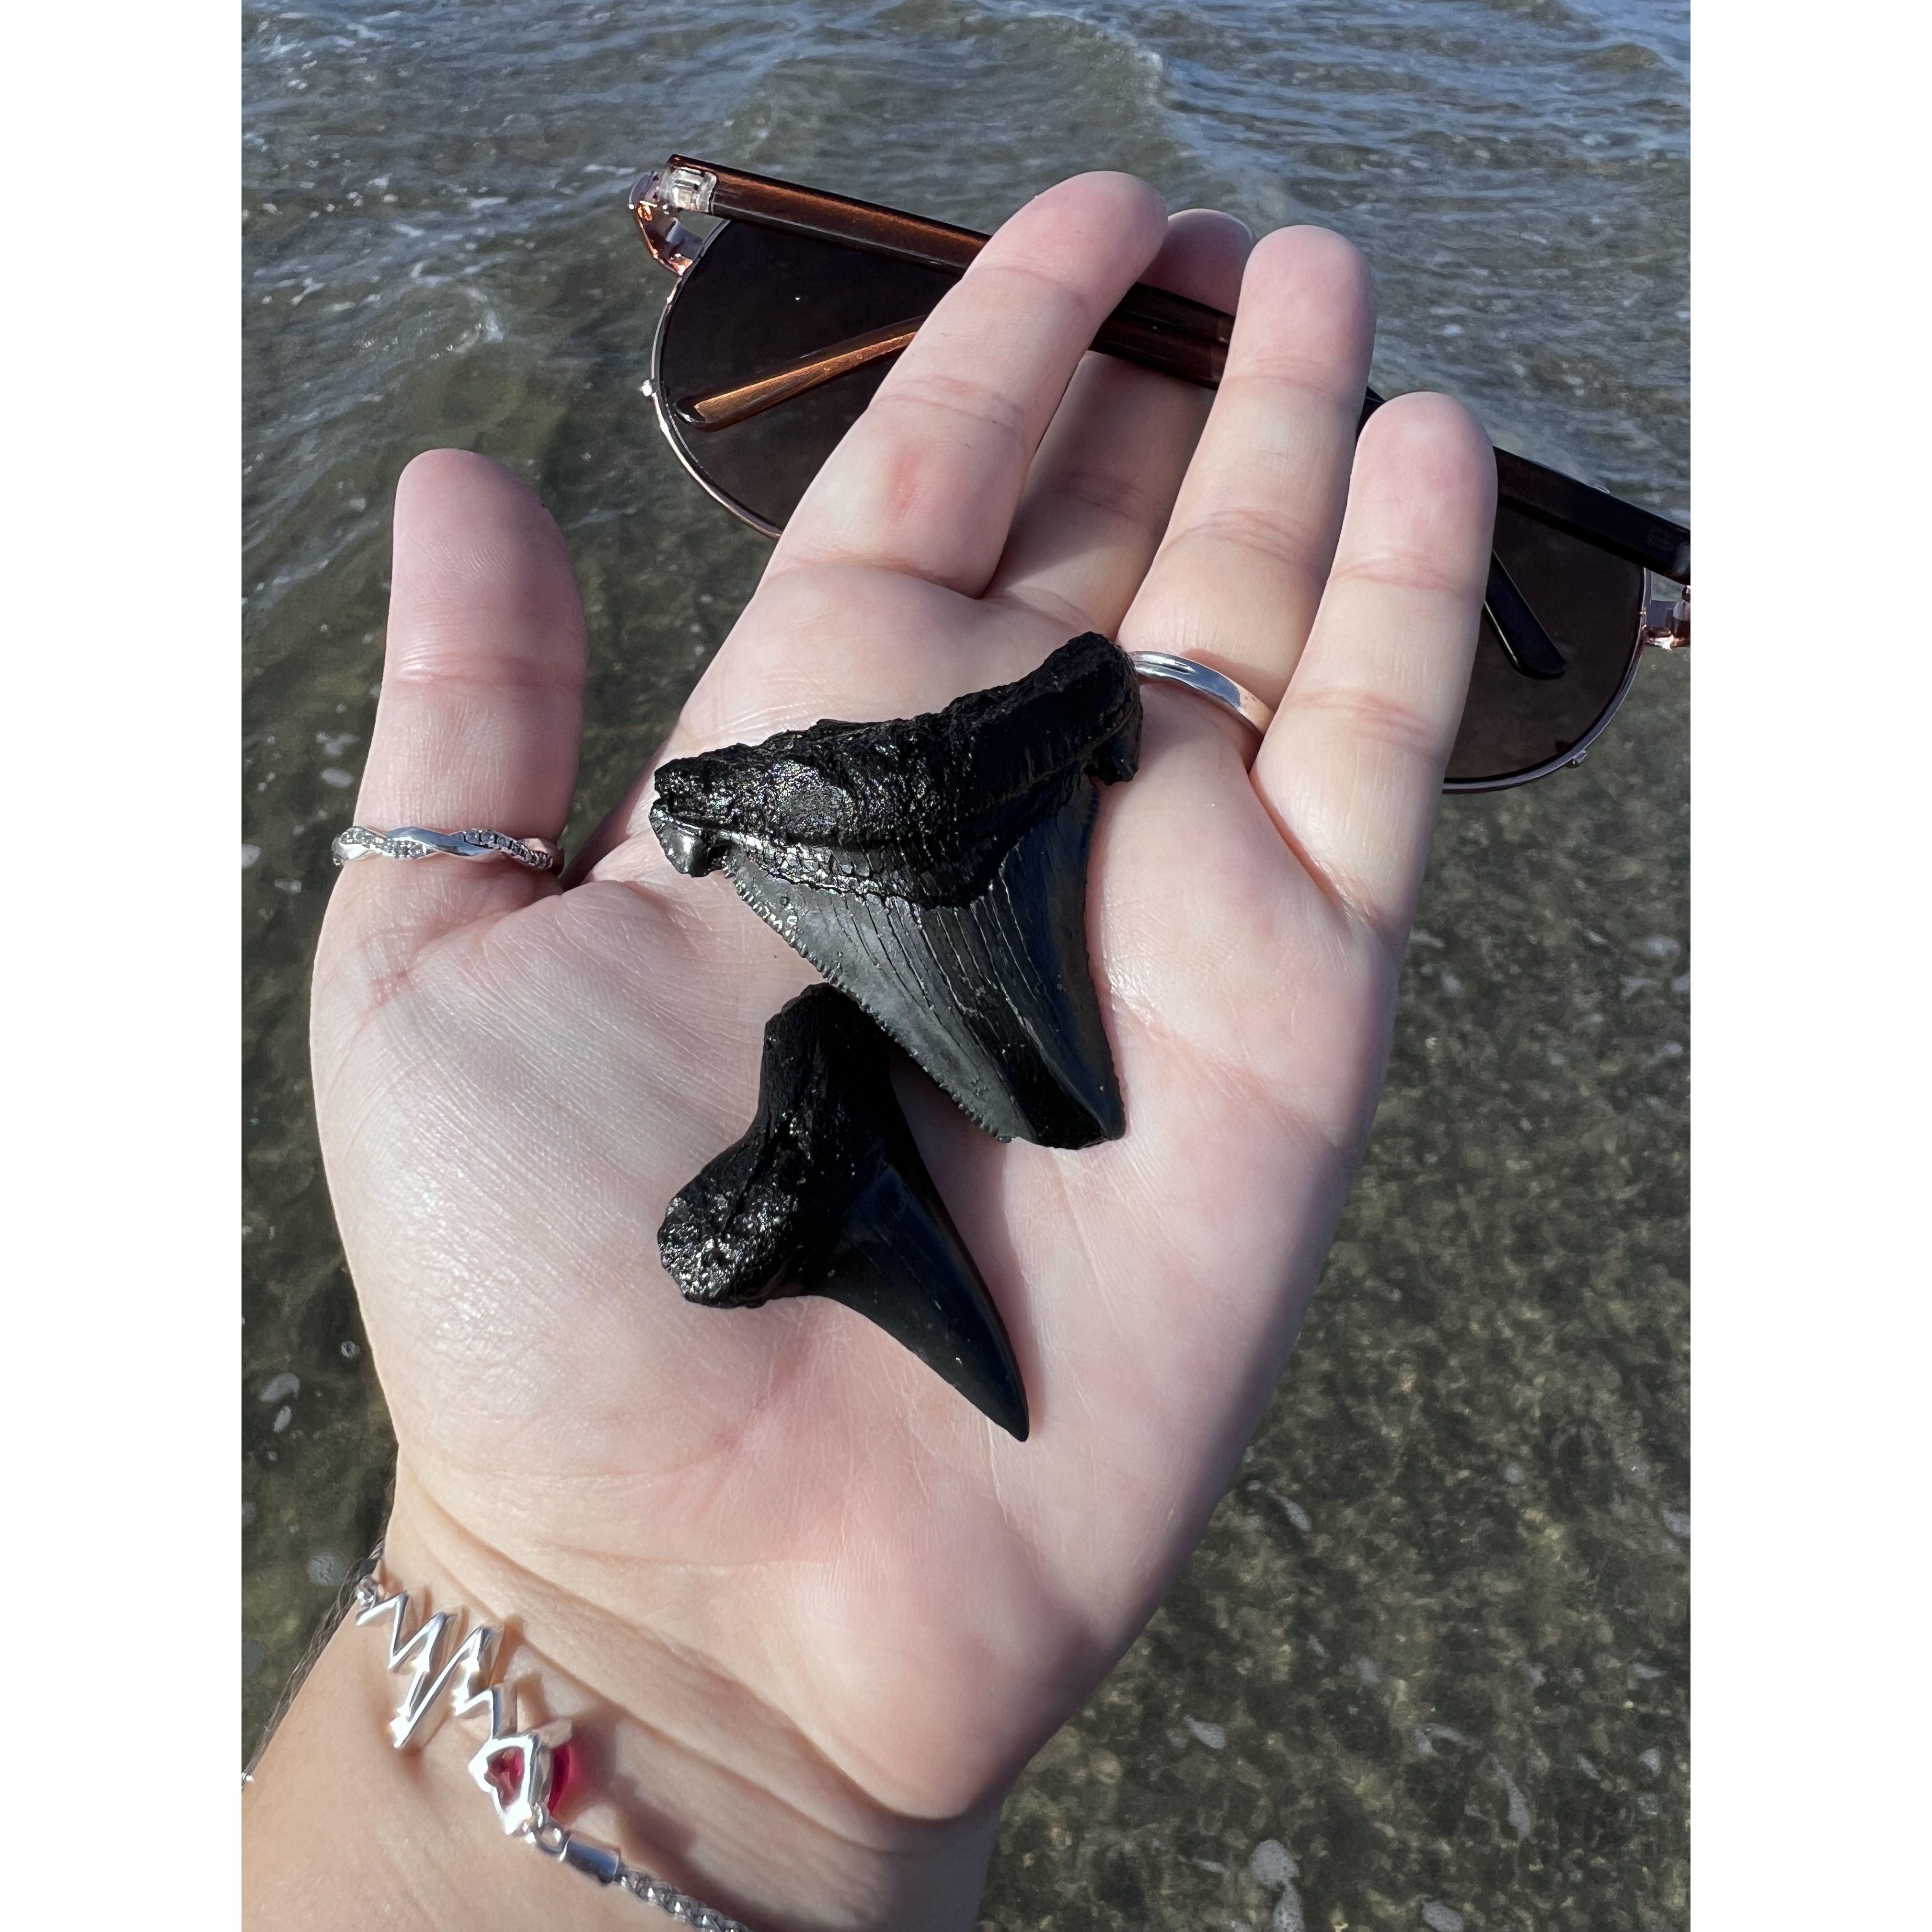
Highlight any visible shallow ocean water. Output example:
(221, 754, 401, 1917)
(243, 2, 1687, 1924)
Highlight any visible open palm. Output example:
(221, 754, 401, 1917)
(311, 174, 1494, 1929)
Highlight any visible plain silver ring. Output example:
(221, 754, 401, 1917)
(332, 826, 564, 873)
(1129, 652, 1274, 737)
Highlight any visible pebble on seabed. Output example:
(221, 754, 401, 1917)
(1245, 1841, 1306, 1932)
(1249, 1840, 1297, 1889)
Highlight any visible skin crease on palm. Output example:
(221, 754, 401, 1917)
(282, 173, 1496, 1927)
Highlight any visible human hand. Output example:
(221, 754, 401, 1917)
(263, 173, 1494, 1931)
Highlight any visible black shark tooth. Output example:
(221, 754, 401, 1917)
(659, 985, 1029, 1440)
(649, 632, 1141, 1149)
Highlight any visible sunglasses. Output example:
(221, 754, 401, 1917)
(626, 155, 1690, 792)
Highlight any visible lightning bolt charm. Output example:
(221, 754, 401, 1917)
(354, 1576, 506, 1749)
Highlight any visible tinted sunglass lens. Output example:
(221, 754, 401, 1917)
(653, 221, 954, 532)
(1447, 506, 1649, 786)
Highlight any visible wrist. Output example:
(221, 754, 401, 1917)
(246, 1583, 629, 1931)
(247, 1471, 1002, 1932)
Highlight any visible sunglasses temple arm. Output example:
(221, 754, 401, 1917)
(1484, 553, 1567, 679)
(677, 322, 923, 430)
(672, 304, 1220, 431)
(1494, 447, 1688, 581)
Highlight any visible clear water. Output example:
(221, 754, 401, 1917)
(244, 2, 1688, 1924)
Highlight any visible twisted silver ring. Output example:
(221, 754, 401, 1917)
(1129, 652, 1274, 737)
(332, 826, 563, 873)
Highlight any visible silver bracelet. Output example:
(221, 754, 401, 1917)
(352, 1561, 757, 1930)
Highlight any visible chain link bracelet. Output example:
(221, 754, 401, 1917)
(350, 1559, 758, 1931)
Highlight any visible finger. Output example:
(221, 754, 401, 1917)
(767, 172, 1169, 597)
(1117, 225, 1374, 707)
(985, 209, 1254, 637)
(1255, 392, 1495, 951)
(337, 449, 587, 938)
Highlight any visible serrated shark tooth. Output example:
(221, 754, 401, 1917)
(649, 632, 1140, 1148)
(659, 984, 1028, 1440)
